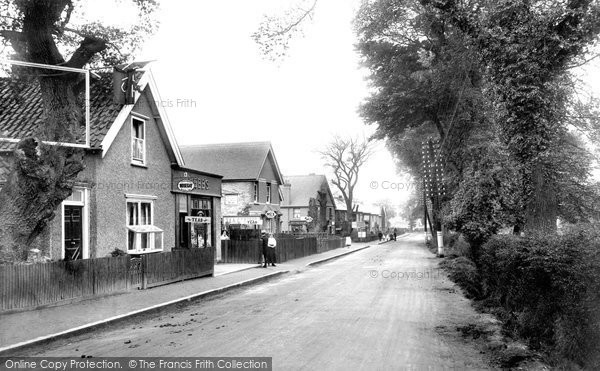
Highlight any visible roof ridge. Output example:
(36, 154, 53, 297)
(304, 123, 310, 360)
(285, 174, 326, 178)
(180, 141, 271, 148)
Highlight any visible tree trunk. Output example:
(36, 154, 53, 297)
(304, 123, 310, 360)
(0, 75, 85, 263)
(523, 162, 558, 233)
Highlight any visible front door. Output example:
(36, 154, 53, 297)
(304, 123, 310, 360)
(64, 205, 83, 260)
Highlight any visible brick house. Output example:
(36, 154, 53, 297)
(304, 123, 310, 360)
(180, 142, 285, 234)
(280, 174, 336, 233)
(0, 65, 222, 261)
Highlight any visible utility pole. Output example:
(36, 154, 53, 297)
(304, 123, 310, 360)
(421, 138, 446, 257)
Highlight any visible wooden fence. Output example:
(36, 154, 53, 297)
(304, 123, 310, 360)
(143, 249, 213, 289)
(220, 240, 261, 264)
(0, 249, 213, 312)
(316, 236, 346, 253)
(220, 235, 339, 264)
(274, 237, 317, 263)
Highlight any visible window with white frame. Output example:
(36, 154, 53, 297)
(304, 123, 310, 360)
(266, 183, 271, 203)
(293, 208, 301, 219)
(126, 196, 163, 254)
(131, 117, 146, 165)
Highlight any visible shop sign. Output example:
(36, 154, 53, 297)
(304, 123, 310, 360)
(172, 169, 221, 197)
(185, 216, 211, 224)
(352, 221, 366, 228)
(265, 210, 276, 219)
(177, 178, 209, 192)
(224, 217, 262, 225)
(178, 180, 195, 191)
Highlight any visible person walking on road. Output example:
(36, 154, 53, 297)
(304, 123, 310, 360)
(393, 228, 397, 241)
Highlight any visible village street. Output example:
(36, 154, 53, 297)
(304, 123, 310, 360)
(17, 234, 494, 370)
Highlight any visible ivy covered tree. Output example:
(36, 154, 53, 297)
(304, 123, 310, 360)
(356, 0, 600, 242)
(421, 0, 600, 233)
(0, 0, 158, 263)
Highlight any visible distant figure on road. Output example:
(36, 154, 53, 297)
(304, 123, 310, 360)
(378, 231, 383, 241)
(393, 229, 397, 241)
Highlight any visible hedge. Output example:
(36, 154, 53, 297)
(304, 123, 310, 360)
(478, 228, 600, 368)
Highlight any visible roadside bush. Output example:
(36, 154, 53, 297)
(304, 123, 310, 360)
(443, 233, 473, 260)
(478, 229, 600, 368)
(439, 256, 482, 299)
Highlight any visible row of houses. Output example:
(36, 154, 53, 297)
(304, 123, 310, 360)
(0, 63, 385, 264)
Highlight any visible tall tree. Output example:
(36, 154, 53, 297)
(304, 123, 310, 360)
(357, 0, 600, 239)
(421, 0, 600, 232)
(0, 0, 158, 263)
(319, 137, 373, 229)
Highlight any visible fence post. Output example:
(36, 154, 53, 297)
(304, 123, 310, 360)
(141, 254, 148, 290)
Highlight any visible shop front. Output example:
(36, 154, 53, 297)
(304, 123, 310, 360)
(222, 208, 282, 237)
(172, 166, 222, 258)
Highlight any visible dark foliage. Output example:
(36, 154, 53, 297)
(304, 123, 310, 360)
(477, 230, 600, 368)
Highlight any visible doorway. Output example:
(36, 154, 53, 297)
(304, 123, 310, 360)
(64, 205, 83, 260)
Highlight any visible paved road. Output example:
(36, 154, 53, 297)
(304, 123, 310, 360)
(21, 234, 492, 370)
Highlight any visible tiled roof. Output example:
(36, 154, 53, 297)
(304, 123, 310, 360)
(283, 174, 334, 207)
(0, 73, 123, 148)
(181, 142, 278, 181)
(334, 197, 348, 211)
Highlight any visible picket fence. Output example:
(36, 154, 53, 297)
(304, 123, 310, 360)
(0, 249, 213, 312)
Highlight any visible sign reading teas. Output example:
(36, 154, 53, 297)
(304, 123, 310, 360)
(223, 216, 262, 225)
(185, 216, 211, 224)
(172, 168, 222, 198)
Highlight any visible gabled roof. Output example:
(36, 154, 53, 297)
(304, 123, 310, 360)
(354, 201, 382, 216)
(0, 65, 185, 182)
(180, 142, 284, 184)
(283, 174, 334, 207)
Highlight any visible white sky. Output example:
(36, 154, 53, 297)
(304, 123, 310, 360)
(130, 0, 413, 207)
(80, 0, 600, 208)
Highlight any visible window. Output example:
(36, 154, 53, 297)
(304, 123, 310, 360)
(266, 184, 271, 203)
(253, 183, 258, 203)
(131, 117, 145, 165)
(293, 209, 301, 219)
(126, 197, 163, 254)
(65, 189, 84, 203)
(190, 197, 212, 248)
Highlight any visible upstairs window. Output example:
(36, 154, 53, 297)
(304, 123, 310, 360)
(266, 183, 272, 203)
(131, 117, 146, 165)
(253, 182, 258, 203)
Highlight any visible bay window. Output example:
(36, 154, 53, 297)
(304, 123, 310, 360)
(126, 196, 163, 254)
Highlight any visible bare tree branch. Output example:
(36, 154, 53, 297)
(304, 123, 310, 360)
(319, 136, 373, 226)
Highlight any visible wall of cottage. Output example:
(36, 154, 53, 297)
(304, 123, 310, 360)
(48, 92, 176, 260)
(93, 93, 175, 256)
